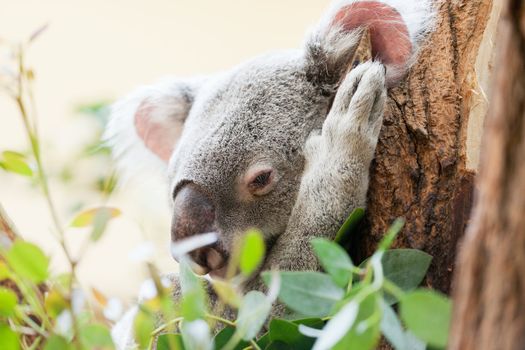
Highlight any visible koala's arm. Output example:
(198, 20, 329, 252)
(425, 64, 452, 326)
(262, 62, 387, 274)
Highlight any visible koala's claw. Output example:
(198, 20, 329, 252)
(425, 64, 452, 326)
(324, 61, 387, 146)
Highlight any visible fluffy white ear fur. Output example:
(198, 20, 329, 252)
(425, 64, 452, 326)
(104, 77, 204, 181)
(309, 0, 436, 84)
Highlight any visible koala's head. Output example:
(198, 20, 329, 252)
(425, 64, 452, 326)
(106, 0, 433, 276)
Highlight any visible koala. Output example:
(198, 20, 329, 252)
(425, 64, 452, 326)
(107, 0, 434, 338)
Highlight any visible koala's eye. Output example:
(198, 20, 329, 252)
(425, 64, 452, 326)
(253, 172, 271, 187)
(245, 168, 276, 197)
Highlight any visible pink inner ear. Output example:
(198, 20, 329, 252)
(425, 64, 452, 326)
(134, 102, 180, 162)
(333, 1, 412, 67)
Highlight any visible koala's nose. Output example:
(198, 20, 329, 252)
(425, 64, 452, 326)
(171, 183, 226, 273)
(172, 183, 216, 241)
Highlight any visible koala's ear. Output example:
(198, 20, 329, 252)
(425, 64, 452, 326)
(305, 0, 435, 88)
(105, 77, 204, 175)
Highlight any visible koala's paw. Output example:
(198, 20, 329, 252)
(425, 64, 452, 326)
(322, 61, 387, 155)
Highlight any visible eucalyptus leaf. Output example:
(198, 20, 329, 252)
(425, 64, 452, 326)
(382, 249, 432, 303)
(334, 208, 365, 246)
(45, 288, 68, 318)
(311, 238, 354, 288)
(239, 229, 265, 277)
(0, 288, 17, 317)
(181, 320, 213, 350)
(313, 292, 381, 350)
(213, 327, 249, 350)
(332, 293, 381, 350)
(380, 300, 407, 350)
(0, 262, 10, 280)
(400, 289, 451, 348)
(90, 208, 114, 241)
(157, 333, 185, 350)
(133, 307, 156, 350)
(70, 207, 120, 228)
(211, 279, 242, 308)
(268, 318, 316, 348)
(179, 258, 207, 321)
(43, 335, 71, 350)
(79, 323, 114, 349)
(236, 291, 272, 341)
(263, 271, 344, 317)
(6, 240, 49, 283)
(1, 151, 33, 177)
(0, 324, 19, 350)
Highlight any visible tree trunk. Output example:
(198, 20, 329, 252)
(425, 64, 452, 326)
(349, 0, 495, 294)
(449, 0, 525, 349)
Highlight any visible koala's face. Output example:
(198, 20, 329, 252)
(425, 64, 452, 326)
(167, 53, 331, 276)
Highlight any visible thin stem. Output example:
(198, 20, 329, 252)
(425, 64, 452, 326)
(14, 44, 82, 350)
(15, 309, 49, 338)
(26, 336, 42, 350)
(10, 274, 51, 329)
(150, 317, 184, 338)
(205, 313, 236, 327)
(250, 339, 262, 350)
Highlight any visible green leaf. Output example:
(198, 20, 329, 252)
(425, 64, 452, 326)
(6, 240, 49, 283)
(292, 317, 325, 329)
(378, 218, 405, 251)
(1, 151, 33, 177)
(405, 331, 426, 350)
(268, 319, 316, 349)
(380, 300, 408, 350)
(211, 279, 242, 308)
(382, 249, 432, 303)
(0, 325, 19, 350)
(179, 258, 207, 321)
(43, 335, 72, 350)
(79, 323, 114, 349)
(256, 333, 271, 349)
(330, 293, 381, 350)
(262, 271, 344, 317)
(400, 289, 451, 348)
(239, 229, 265, 277)
(45, 288, 68, 318)
(334, 208, 365, 246)
(180, 320, 212, 350)
(157, 333, 185, 350)
(70, 207, 121, 228)
(133, 307, 156, 350)
(236, 291, 272, 341)
(181, 290, 207, 321)
(269, 319, 298, 342)
(213, 327, 249, 350)
(312, 291, 380, 350)
(311, 238, 354, 288)
(0, 288, 18, 317)
(0, 261, 10, 280)
(90, 208, 116, 242)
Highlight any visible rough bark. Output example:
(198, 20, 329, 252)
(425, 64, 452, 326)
(349, 0, 493, 294)
(449, 1, 525, 349)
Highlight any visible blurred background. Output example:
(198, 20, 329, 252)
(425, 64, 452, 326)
(0, 0, 331, 303)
